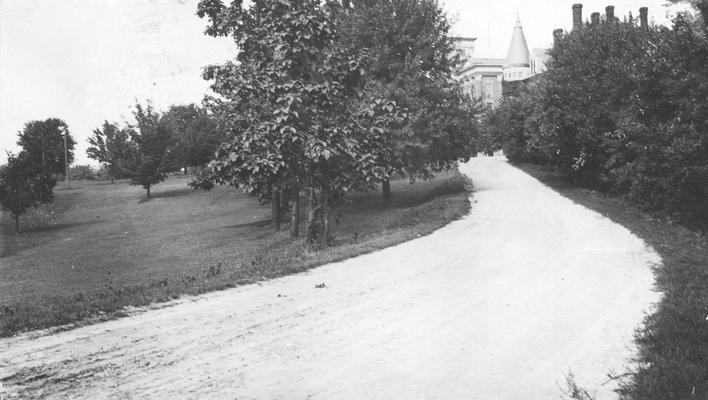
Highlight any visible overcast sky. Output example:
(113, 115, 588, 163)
(0, 0, 687, 165)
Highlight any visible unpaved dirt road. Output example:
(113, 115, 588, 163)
(0, 157, 660, 399)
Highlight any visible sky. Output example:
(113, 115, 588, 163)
(0, 0, 689, 165)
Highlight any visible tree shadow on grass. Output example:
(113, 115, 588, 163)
(227, 218, 272, 230)
(138, 188, 194, 203)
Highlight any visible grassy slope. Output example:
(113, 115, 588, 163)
(518, 163, 708, 400)
(0, 170, 470, 337)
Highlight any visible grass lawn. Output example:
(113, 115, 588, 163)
(0, 169, 471, 337)
(518, 163, 708, 400)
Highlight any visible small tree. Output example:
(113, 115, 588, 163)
(124, 103, 173, 198)
(16, 118, 75, 176)
(87, 121, 132, 182)
(0, 153, 57, 233)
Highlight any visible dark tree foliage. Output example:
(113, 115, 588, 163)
(488, 12, 708, 226)
(162, 104, 221, 172)
(334, 0, 478, 205)
(16, 118, 75, 176)
(124, 103, 173, 198)
(0, 152, 57, 233)
(87, 121, 132, 182)
(483, 79, 547, 164)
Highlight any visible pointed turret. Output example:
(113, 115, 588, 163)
(503, 14, 533, 81)
(505, 14, 530, 67)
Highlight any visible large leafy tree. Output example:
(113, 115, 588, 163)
(0, 152, 57, 233)
(16, 118, 75, 176)
(162, 104, 221, 173)
(334, 0, 478, 205)
(87, 121, 132, 182)
(124, 102, 173, 198)
(194, 0, 405, 246)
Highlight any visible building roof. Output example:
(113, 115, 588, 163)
(451, 36, 477, 42)
(457, 58, 505, 75)
(505, 14, 530, 68)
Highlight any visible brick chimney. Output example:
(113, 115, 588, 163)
(591, 12, 600, 25)
(606, 5, 615, 23)
(573, 4, 583, 31)
(639, 7, 648, 28)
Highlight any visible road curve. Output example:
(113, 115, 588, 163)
(0, 157, 660, 399)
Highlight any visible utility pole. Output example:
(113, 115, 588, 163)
(63, 127, 70, 189)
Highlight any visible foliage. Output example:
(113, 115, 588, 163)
(87, 121, 132, 180)
(16, 118, 75, 176)
(194, 0, 408, 246)
(483, 80, 546, 163)
(487, 12, 708, 226)
(669, 0, 708, 25)
(334, 0, 478, 183)
(161, 104, 221, 171)
(123, 102, 173, 197)
(0, 152, 57, 233)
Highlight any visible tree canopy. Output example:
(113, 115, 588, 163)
(16, 118, 75, 176)
(162, 104, 221, 172)
(123, 102, 173, 198)
(333, 0, 478, 204)
(87, 121, 133, 181)
(0, 152, 57, 234)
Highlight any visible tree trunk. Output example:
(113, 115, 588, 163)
(147, 186, 151, 198)
(321, 184, 330, 249)
(382, 179, 391, 207)
(290, 185, 300, 237)
(305, 187, 319, 247)
(272, 187, 281, 231)
(14, 214, 20, 234)
(184, 166, 188, 175)
(280, 189, 289, 218)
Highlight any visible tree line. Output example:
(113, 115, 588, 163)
(486, 2, 708, 229)
(0, 104, 220, 233)
(87, 102, 222, 196)
(191, 0, 478, 248)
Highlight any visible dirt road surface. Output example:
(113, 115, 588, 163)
(0, 157, 660, 399)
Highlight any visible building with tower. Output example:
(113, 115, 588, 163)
(454, 14, 547, 108)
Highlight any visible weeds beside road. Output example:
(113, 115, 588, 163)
(0, 170, 470, 337)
